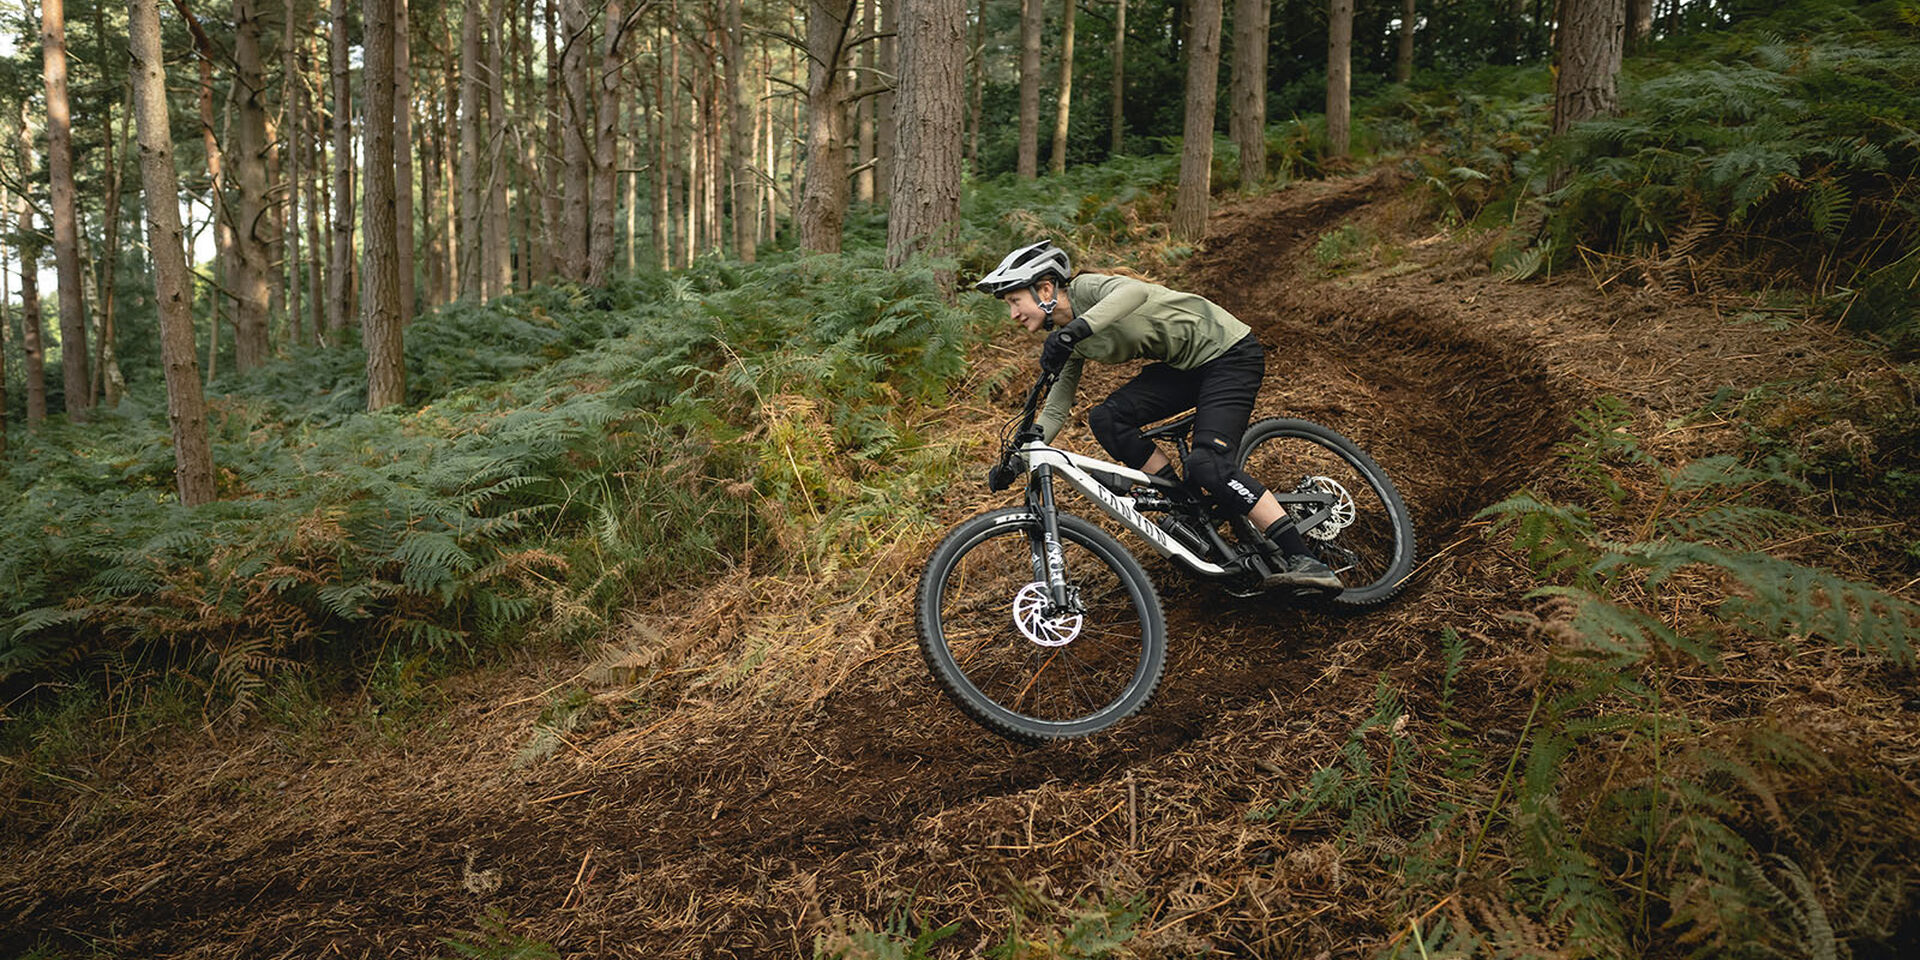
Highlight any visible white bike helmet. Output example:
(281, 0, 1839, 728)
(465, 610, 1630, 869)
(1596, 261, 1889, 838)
(975, 240, 1072, 296)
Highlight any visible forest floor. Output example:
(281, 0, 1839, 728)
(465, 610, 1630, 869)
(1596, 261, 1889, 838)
(4, 171, 1914, 959)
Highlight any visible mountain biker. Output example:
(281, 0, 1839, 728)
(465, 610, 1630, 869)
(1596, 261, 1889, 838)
(975, 240, 1342, 592)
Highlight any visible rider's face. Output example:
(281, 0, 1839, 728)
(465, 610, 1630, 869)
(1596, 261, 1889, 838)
(1004, 281, 1055, 333)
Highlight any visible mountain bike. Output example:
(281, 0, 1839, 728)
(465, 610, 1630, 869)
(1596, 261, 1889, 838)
(916, 370, 1416, 742)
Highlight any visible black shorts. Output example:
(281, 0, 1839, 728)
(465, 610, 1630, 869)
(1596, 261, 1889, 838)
(1086, 335, 1268, 515)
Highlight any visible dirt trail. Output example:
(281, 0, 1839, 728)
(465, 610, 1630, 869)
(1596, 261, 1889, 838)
(1, 173, 1840, 958)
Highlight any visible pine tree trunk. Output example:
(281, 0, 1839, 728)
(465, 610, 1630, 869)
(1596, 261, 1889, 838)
(654, 26, 672, 269)
(1396, 0, 1415, 82)
(43, 0, 91, 418)
(544, 0, 565, 280)
(1172, 0, 1222, 240)
(560, 0, 594, 279)
(1627, 0, 1652, 50)
(800, 0, 854, 253)
(1326, 0, 1352, 157)
(303, 42, 326, 344)
(129, 0, 216, 505)
(876, 0, 895, 202)
(1016, 0, 1042, 178)
(284, 0, 303, 344)
(233, 0, 273, 370)
(330, 0, 356, 333)
(727, 0, 756, 262)
(856, 0, 876, 203)
(522, 0, 554, 284)
(887, 0, 965, 278)
(1109, 0, 1125, 156)
(1050, 0, 1075, 174)
(486, 1, 511, 295)
(14, 193, 46, 425)
(460, 1, 487, 295)
(586, 0, 627, 286)
(1229, 0, 1268, 186)
(969, 0, 985, 167)
(363, 0, 406, 409)
(1553, 0, 1625, 134)
(395, 0, 416, 323)
(94, 96, 129, 407)
(0, 236, 8, 456)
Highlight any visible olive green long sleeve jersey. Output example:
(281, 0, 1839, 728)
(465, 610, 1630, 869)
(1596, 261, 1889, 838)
(1035, 273, 1253, 442)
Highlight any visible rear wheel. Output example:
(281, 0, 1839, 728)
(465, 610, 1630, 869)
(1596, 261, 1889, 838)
(1239, 418, 1416, 607)
(917, 508, 1166, 742)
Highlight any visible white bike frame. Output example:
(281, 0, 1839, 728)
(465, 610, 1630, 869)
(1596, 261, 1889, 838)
(1018, 440, 1232, 577)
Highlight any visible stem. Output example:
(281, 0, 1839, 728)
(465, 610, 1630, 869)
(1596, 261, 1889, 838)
(1462, 688, 1543, 878)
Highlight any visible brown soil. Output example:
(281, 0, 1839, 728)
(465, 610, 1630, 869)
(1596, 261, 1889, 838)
(3, 172, 1908, 959)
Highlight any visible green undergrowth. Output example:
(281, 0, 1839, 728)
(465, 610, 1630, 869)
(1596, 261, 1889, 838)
(1365, 0, 1920, 327)
(0, 249, 990, 727)
(1249, 395, 1917, 958)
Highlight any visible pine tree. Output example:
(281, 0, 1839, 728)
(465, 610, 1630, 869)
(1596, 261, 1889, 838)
(1173, 0, 1223, 239)
(887, 0, 965, 274)
(363, 0, 406, 410)
(42, 0, 91, 418)
(1230, 0, 1269, 186)
(1554, 0, 1626, 134)
(1327, 0, 1352, 157)
(1017, 0, 1042, 179)
(128, 0, 217, 505)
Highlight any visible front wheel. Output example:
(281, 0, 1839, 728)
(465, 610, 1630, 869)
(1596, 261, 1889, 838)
(1239, 418, 1417, 607)
(917, 508, 1166, 742)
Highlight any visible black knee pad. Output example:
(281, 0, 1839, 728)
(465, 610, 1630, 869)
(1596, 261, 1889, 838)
(1184, 433, 1264, 514)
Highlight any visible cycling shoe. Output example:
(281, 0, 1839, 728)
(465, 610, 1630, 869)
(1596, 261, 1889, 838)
(1263, 554, 1343, 592)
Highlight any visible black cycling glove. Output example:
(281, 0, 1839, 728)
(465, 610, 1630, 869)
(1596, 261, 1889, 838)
(1039, 317, 1091, 374)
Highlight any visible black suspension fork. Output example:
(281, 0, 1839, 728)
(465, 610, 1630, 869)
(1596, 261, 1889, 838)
(1024, 463, 1073, 610)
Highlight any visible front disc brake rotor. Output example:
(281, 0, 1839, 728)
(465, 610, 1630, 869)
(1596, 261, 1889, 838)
(1013, 582, 1082, 647)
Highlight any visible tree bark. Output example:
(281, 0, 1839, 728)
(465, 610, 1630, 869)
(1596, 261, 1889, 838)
(232, 0, 273, 370)
(460, 0, 487, 294)
(363, 0, 406, 409)
(560, 0, 594, 278)
(728, 0, 756, 262)
(1109, 0, 1125, 155)
(1553, 0, 1625, 134)
(43, 0, 91, 418)
(969, 0, 985, 168)
(800, 0, 855, 253)
(887, 0, 964, 275)
(1172, 0, 1222, 240)
(284, 0, 303, 343)
(1326, 0, 1352, 157)
(586, 0, 628, 286)
(1229, 0, 1268, 186)
(1627, 0, 1652, 51)
(1396, 0, 1415, 82)
(0, 223, 9, 455)
(303, 41, 327, 343)
(129, 0, 217, 505)
(544, 0, 565, 279)
(486, 0, 511, 295)
(875, 0, 896, 201)
(395, 0, 416, 322)
(1016, 0, 1042, 178)
(856, 0, 876, 203)
(14, 184, 46, 424)
(1050, 0, 1074, 174)
(94, 93, 130, 407)
(330, 0, 356, 333)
